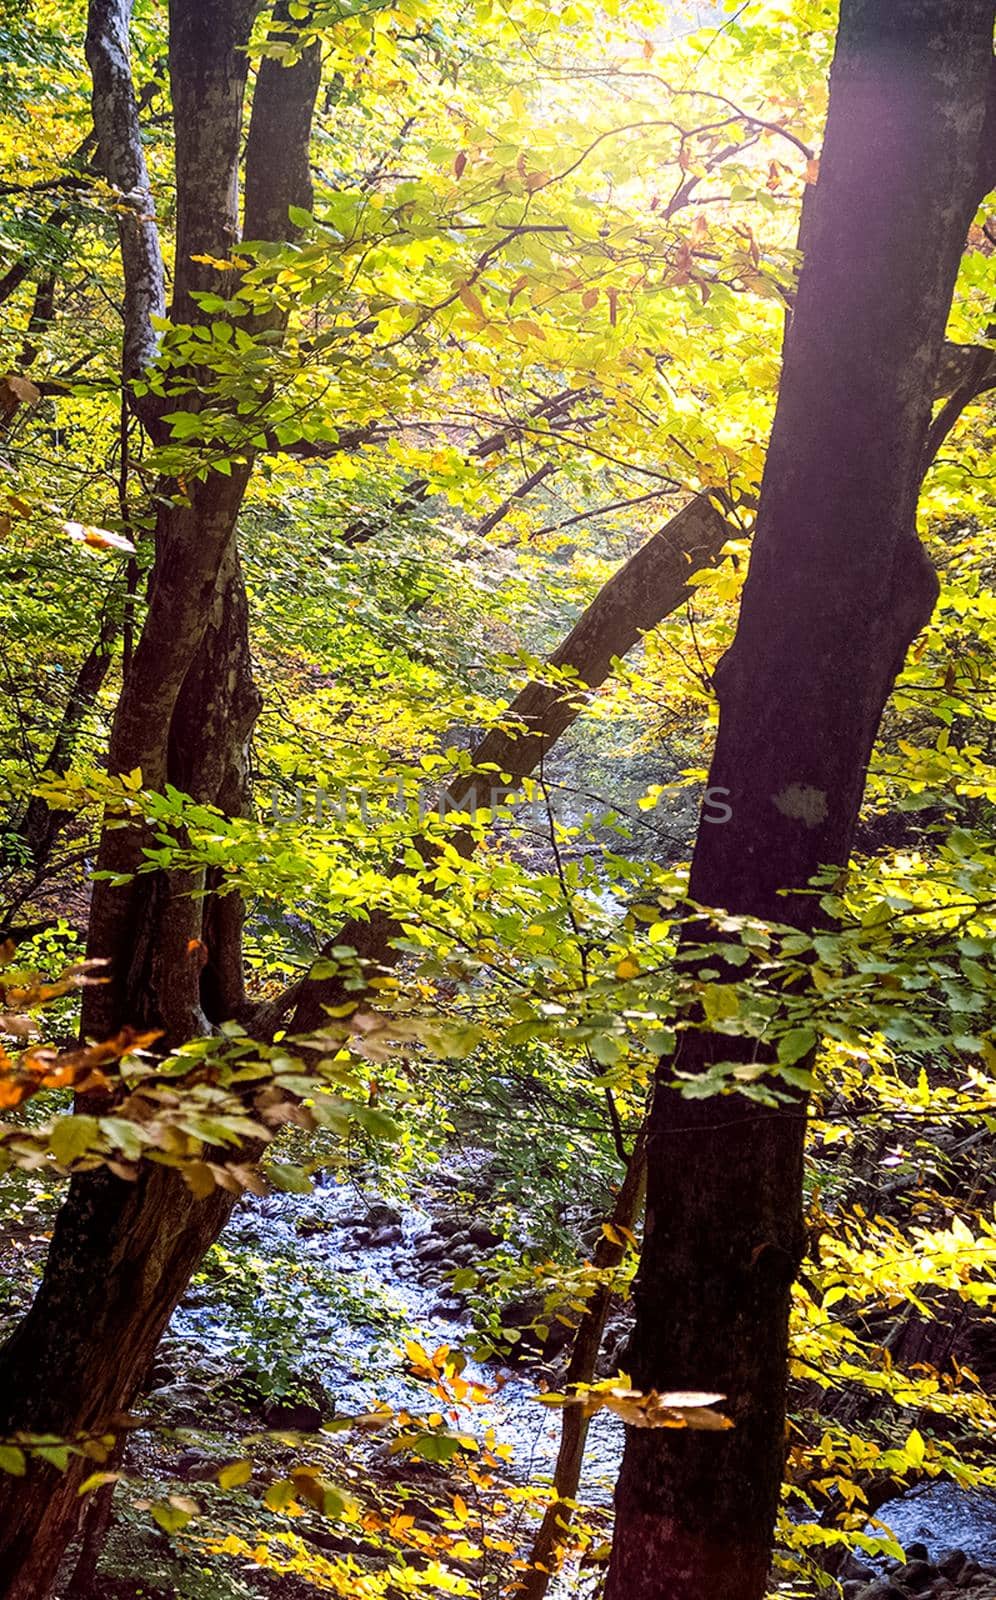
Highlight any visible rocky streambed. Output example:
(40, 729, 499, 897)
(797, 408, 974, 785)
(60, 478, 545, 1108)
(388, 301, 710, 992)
(12, 1147, 990, 1599)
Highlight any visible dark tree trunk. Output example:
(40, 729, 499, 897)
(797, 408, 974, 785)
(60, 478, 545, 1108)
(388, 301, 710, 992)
(274, 492, 734, 1033)
(605, 7, 996, 1600)
(12, 606, 118, 876)
(0, 7, 322, 1595)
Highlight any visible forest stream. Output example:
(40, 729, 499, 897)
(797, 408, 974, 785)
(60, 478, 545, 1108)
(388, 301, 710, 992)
(110, 1154, 995, 1600)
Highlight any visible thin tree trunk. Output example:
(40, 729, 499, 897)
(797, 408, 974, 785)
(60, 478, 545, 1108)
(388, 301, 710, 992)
(605, 9, 996, 1600)
(517, 1124, 648, 1600)
(13, 607, 118, 875)
(86, 0, 166, 381)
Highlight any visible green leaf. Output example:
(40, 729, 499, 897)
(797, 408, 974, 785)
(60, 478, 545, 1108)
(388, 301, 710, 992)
(0, 1446, 26, 1476)
(777, 1028, 816, 1066)
(351, 1105, 401, 1141)
(701, 984, 739, 1024)
(411, 1432, 475, 1462)
(265, 1162, 313, 1194)
(49, 1115, 100, 1165)
(150, 1496, 198, 1533)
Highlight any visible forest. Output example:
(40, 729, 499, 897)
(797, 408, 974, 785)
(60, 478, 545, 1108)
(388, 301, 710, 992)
(0, 1, 994, 1597)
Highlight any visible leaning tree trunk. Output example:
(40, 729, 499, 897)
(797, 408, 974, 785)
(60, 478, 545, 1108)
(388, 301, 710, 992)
(274, 491, 735, 1033)
(605, 7, 996, 1600)
(0, 5, 321, 1594)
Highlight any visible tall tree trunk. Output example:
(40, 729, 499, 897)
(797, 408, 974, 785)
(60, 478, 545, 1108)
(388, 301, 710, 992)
(0, 7, 321, 1594)
(605, 9, 996, 1600)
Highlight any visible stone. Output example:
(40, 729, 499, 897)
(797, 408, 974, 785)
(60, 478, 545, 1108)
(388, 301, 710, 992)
(175, 1448, 223, 1481)
(837, 1552, 875, 1582)
(448, 1242, 477, 1266)
(429, 1299, 463, 1320)
(938, 1553, 970, 1582)
(907, 1546, 930, 1565)
(368, 1224, 402, 1247)
(843, 1584, 869, 1600)
(432, 1216, 465, 1238)
(263, 1397, 325, 1431)
(896, 1561, 937, 1593)
(146, 1360, 178, 1389)
(469, 1223, 499, 1248)
(213, 1370, 268, 1409)
(297, 1216, 335, 1236)
(149, 1382, 214, 1425)
(416, 1237, 448, 1262)
(854, 1584, 910, 1600)
(365, 1201, 402, 1229)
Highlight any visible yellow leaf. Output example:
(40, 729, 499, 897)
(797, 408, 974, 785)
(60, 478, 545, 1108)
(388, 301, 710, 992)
(218, 1459, 252, 1489)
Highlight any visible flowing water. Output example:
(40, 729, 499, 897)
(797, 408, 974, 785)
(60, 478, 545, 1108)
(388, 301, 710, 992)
(167, 1172, 996, 1593)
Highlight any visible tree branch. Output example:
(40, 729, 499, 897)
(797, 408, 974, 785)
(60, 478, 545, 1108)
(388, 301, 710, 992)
(252, 491, 734, 1036)
(85, 0, 166, 379)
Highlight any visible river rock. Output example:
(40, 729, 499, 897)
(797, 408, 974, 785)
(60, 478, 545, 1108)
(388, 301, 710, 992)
(263, 1397, 326, 1431)
(469, 1222, 500, 1248)
(296, 1215, 335, 1236)
(854, 1583, 910, 1600)
(145, 1359, 178, 1390)
(149, 1382, 215, 1425)
(213, 1369, 268, 1409)
(834, 1552, 875, 1582)
(433, 1216, 466, 1238)
(175, 1447, 224, 1481)
(429, 1298, 463, 1320)
(895, 1559, 936, 1592)
(365, 1201, 402, 1229)
(938, 1552, 971, 1582)
(416, 1237, 448, 1262)
(368, 1224, 403, 1247)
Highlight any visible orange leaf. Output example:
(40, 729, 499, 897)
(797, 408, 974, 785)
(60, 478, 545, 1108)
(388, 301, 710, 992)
(458, 284, 485, 319)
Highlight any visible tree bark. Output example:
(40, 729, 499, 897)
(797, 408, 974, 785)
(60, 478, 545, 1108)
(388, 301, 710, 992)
(85, 0, 166, 379)
(0, 8, 322, 1595)
(13, 607, 118, 874)
(605, 8, 996, 1600)
(267, 491, 734, 1034)
(517, 1123, 648, 1600)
